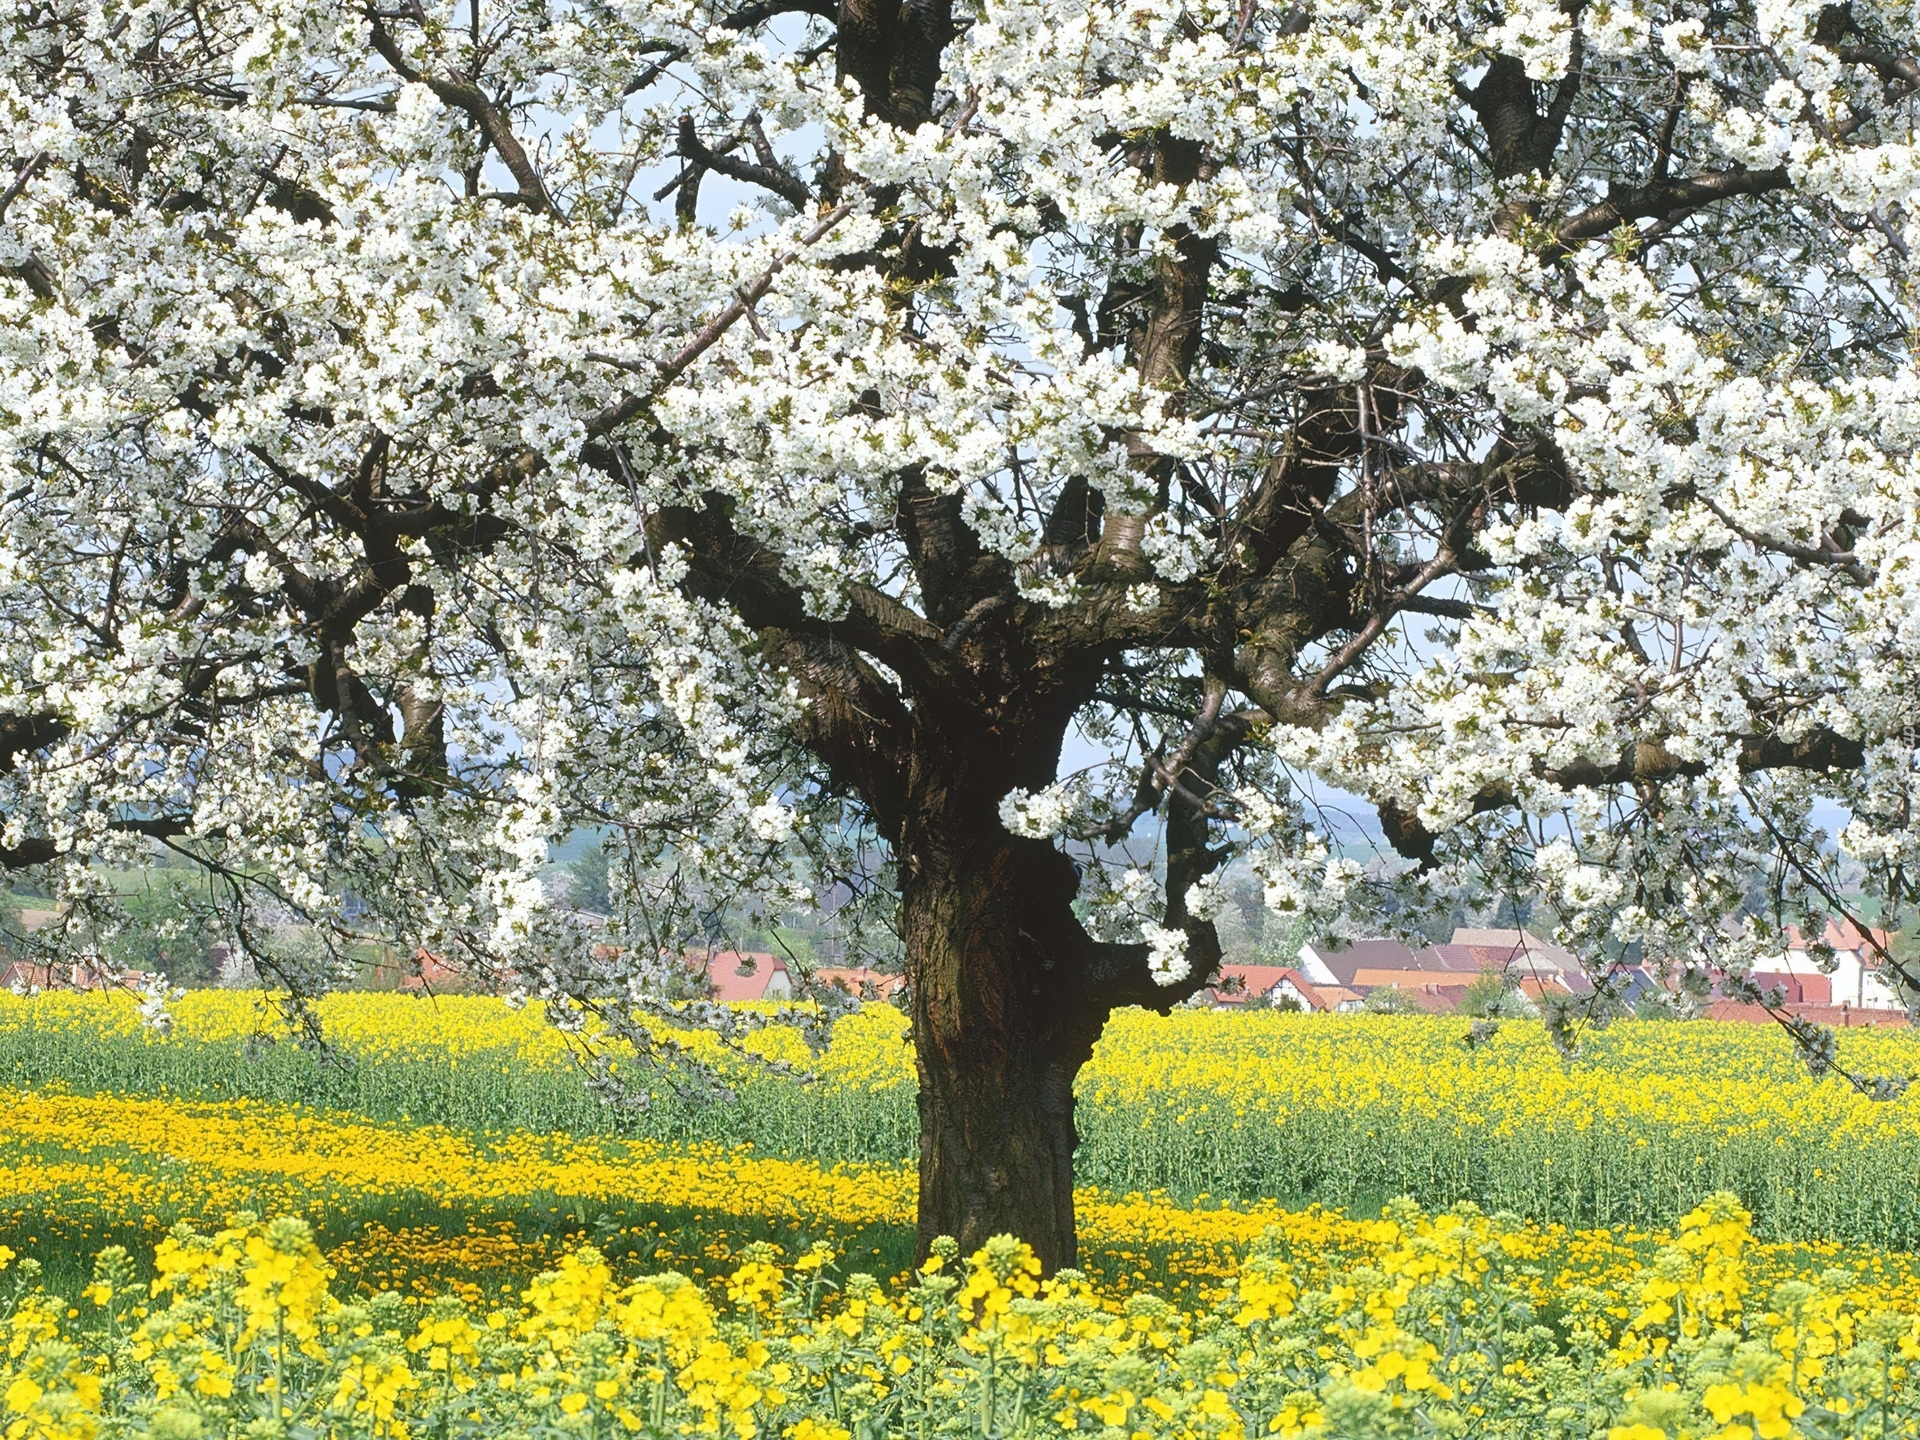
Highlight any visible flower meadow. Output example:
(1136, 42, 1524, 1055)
(9, 1082, 1920, 1312)
(9, 1198, 1920, 1440)
(8, 995, 1920, 1436)
(7, 994, 1920, 1243)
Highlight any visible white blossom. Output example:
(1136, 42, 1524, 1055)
(1142, 923, 1191, 985)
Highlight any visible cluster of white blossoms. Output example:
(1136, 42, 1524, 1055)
(0, 0, 1916, 1056)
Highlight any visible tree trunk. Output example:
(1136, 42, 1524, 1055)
(901, 817, 1105, 1273)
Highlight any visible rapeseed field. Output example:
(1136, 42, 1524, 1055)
(7, 1197, 1920, 1438)
(7, 990, 1920, 1435)
(7, 992, 1920, 1243)
(8, 1084, 1918, 1311)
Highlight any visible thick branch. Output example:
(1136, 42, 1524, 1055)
(0, 710, 71, 776)
(649, 491, 945, 698)
(896, 466, 1011, 628)
(835, 0, 952, 126)
(1381, 726, 1868, 865)
(1468, 51, 1580, 181)
(721, 0, 837, 28)
(0, 815, 191, 871)
(1837, 43, 1920, 88)
(677, 115, 811, 209)
(1557, 167, 1791, 245)
(774, 631, 913, 840)
(365, 16, 561, 216)
(1693, 492, 1871, 584)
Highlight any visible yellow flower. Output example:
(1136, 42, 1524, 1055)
(236, 1216, 335, 1348)
(726, 1257, 785, 1315)
(520, 1248, 614, 1347)
(613, 1274, 716, 1363)
(793, 1243, 834, 1274)
(1701, 1379, 1804, 1439)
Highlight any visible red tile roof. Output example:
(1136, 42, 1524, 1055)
(1704, 1000, 1908, 1027)
(1783, 920, 1895, 958)
(1747, 971, 1833, 1006)
(0, 960, 54, 990)
(1297, 939, 1429, 986)
(0, 960, 145, 992)
(1212, 964, 1294, 997)
(693, 950, 792, 1002)
(811, 967, 906, 1002)
(1207, 966, 1362, 1011)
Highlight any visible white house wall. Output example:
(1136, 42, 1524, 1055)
(1296, 943, 1339, 987)
(1782, 944, 1904, 1010)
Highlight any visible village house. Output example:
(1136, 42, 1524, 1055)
(1208, 916, 1910, 1022)
(1287, 932, 1585, 1014)
(358, 947, 485, 993)
(811, 966, 907, 1003)
(1703, 997, 1909, 1029)
(1294, 938, 1445, 989)
(1764, 920, 1906, 1011)
(400, 949, 468, 993)
(0, 959, 51, 991)
(1205, 964, 1363, 1011)
(1, 959, 149, 993)
(693, 950, 795, 1002)
(1322, 977, 1466, 1013)
(1448, 928, 1593, 993)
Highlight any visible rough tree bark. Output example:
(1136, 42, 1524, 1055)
(904, 832, 1104, 1270)
(895, 695, 1219, 1270)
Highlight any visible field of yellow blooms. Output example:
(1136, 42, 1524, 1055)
(8, 990, 1920, 1435)
(5, 1081, 1920, 1315)
(6, 990, 1920, 1244)
(8, 1195, 1920, 1439)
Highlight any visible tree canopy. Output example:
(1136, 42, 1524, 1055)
(5, 0, 1920, 1256)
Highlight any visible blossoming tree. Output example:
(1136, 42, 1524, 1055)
(4, 0, 1920, 1265)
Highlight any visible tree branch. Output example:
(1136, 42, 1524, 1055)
(1381, 727, 1869, 866)
(1556, 166, 1791, 245)
(721, 0, 837, 29)
(587, 201, 856, 438)
(1693, 492, 1872, 584)
(677, 114, 811, 209)
(0, 816, 192, 871)
(0, 710, 70, 777)
(365, 14, 561, 217)
(1836, 43, 1920, 88)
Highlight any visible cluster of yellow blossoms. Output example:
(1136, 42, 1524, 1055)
(6, 1196, 1920, 1440)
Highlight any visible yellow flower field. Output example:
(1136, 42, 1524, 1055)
(5, 1087, 1920, 1324)
(0, 990, 849, 1078)
(7, 1196, 1920, 1440)
(7, 993, 1920, 1436)
(6, 991, 1920, 1245)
